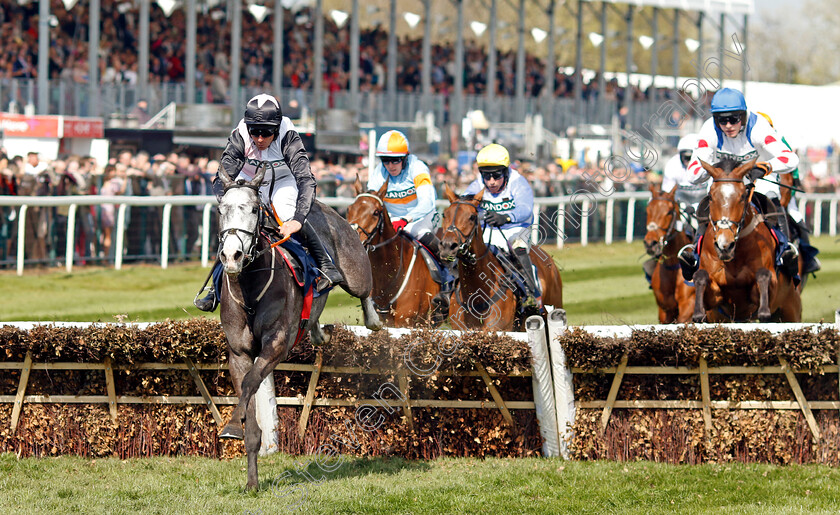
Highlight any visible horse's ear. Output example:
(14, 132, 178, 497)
(472, 188, 485, 204)
(666, 184, 678, 198)
(250, 162, 266, 187)
(732, 158, 757, 180)
(376, 177, 389, 199)
(699, 159, 721, 180)
(353, 174, 363, 195)
(444, 182, 459, 203)
(648, 183, 658, 196)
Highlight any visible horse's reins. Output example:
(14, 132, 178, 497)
(646, 196, 680, 258)
(350, 192, 419, 314)
(709, 178, 761, 244)
(444, 200, 512, 315)
(443, 200, 489, 263)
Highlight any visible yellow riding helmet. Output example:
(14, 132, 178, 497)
(375, 130, 410, 157)
(476, 143, 510, 169)
(756, 111, 774, 128)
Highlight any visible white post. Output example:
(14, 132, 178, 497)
(161, 204, 172, 270)
(814, 200, 823, 237)
(65, 204, 77, 273)
(200, 203, 212, 268)
(799, 197, 807, 225)
(16, 205, 28, 276)
(625, 198, 636, 243)
(546, 308, 574, 459)
(556, 202, 566, 250)
(525, 315, 560, 458)
(368, 129, 377, 179)
(830, 199, 837, 237)
(581, 199, 590, 247)
(605, 198, 614, 245)
(115, 204, 128, 271)
(531, 205, 540, 245)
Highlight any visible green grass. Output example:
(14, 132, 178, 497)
(2, 235, 839, 325)
(2, 452, 840, 513)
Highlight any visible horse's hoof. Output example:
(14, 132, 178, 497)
(245, 481, 258, 491)
(758, 310, 772, 323)
(219, 423, 244, 440)
(366, 317, 384, 332)
(692, 314, 706, 323)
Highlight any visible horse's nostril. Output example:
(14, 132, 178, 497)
(233, 250, 243, 261)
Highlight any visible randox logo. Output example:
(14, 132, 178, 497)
(715, 150, 758, 163)
(385, 187, 416, 199)
(246, 159, 286, 169)
(481, 199, 515, 212)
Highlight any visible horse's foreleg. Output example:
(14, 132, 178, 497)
(361, 296, 384, 331)
(756, 268, 772, 322)
(692, 270, 710, 323)
(244, 395, 261, 490)
(220, 349, 254, 440)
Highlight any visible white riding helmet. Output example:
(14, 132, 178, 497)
(677, 134, 700, 152)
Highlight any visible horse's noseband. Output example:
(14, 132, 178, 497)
(218, 183, 264, 267)
(443, 201, 479, 260)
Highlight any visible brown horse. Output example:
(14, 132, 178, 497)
(346, 176, 444, 326)
(439, 185, 563, 331)
(692, 158, 801, 322)
(643, 183, 695, 323)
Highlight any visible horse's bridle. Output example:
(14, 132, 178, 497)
(218, 181, 264, 268)
(349, 193, 402, 251)
(646, 195, 681, 256)
(442, 200, 482, 262)
(709, 177, 755, 244)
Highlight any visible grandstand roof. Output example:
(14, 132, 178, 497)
(587, 0, 753, 15)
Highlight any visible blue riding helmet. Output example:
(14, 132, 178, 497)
(710, 88, 747, 113)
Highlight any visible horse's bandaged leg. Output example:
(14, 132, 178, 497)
(254, 370, 279, 456)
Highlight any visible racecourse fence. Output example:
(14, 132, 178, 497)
(2, 191, 839, 275)
(4, 312, 840, 461)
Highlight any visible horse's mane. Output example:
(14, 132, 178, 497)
(712, 156, 744, 174)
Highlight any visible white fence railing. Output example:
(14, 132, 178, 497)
(1, 191, 839, 275)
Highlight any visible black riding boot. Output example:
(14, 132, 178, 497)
(677, 196, 709, 282)
(513, 247, 540, 308)
(794, 218, 821, 274)
(643, 258, 657, 287)
(301, 220, 344, 292)
(770, 198, 799, 277)
(194, 261, 221, 312)
(419, 232, 455, 319)
(194, 287, 218, 312)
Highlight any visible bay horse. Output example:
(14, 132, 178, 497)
(644, 183, 695, 323)
(692, 158, 801, 322)
(346, 175, 444, 327)
(215, 164, 381, 489)
(439, 184, 563, 331)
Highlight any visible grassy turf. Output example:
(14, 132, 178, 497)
(2, 235, 838, 325)
(2, 452, 840, 513)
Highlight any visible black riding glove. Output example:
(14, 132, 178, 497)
(748, 162, 772, 182)
(484, 211, 511, 227)
(212, 178, 225, 202)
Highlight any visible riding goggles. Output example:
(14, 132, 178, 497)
(679, 151, 692, 166)
(248, 126, 276, 138)
(380, 156, 404, 164)
(714, 113, 743, 126)
(480, 166, 507, 181)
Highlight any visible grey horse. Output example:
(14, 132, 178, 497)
(215, 164, 381, 489)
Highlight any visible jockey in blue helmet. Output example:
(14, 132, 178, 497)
(677, 87, 806, 281)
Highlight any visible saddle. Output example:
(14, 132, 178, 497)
(403, 234, 456, 287)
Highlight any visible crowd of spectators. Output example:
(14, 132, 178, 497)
(0, 0, 677, 106)
(2, 142, 838, 268)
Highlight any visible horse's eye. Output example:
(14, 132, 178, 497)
(469, 214, 476, 222)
